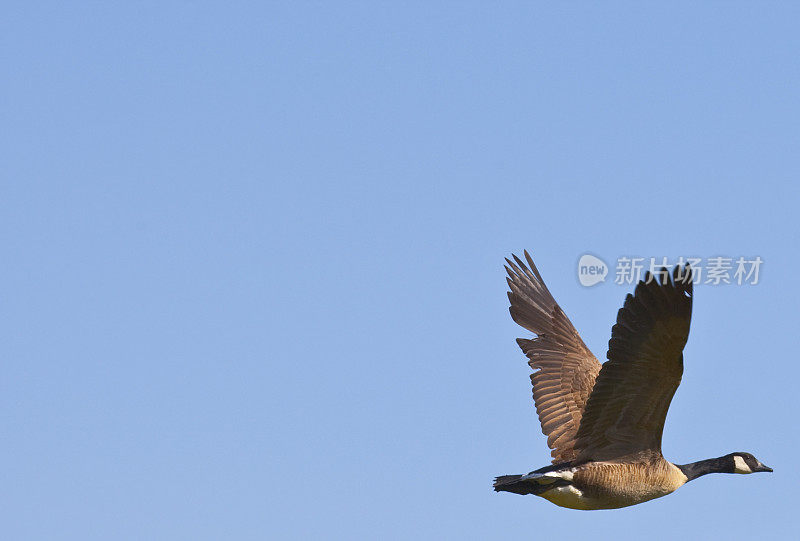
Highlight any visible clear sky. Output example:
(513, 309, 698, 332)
(3, 2, 799, 539)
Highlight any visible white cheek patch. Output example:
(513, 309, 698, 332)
(734, 455, 752, 474)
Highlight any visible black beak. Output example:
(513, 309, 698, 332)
(755, 463, 773, 473)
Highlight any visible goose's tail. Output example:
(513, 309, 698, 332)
(493, 472, 570, 495)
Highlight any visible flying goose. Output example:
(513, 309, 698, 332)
(493, 252, 771, 510)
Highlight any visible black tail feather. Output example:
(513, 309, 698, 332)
(493, 472, 570, 496)
(493, 475, 524, 490)
(493, 475, 548, 495)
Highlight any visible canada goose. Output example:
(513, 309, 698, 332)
(493, 252, 772, 510)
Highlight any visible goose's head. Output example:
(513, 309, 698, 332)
(727, 452, 773, 474)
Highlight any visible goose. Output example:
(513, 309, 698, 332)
(493, 252, 772, 510)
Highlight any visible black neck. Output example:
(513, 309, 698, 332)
(676, 456, 732, 482)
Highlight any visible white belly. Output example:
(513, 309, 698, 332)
(538, 485, 598, 510)
(538, 481, 680, 510)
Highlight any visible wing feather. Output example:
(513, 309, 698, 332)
(506, 251, 602, 463)
(573, 265, 693, 462)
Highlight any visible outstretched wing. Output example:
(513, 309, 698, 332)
(573, 265, 693, 463)
(506, 251, 602, 463)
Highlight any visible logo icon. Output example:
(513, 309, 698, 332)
(578, 254, 608, 287)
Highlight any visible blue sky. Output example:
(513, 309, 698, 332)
(3, 2, 799, 539)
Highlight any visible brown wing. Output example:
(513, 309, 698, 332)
(506, 251, 602, 463)
(573, 265, 693, 463)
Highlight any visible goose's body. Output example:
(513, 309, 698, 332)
(493, 252, 771, 510)
(496, 456, 688, 510)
